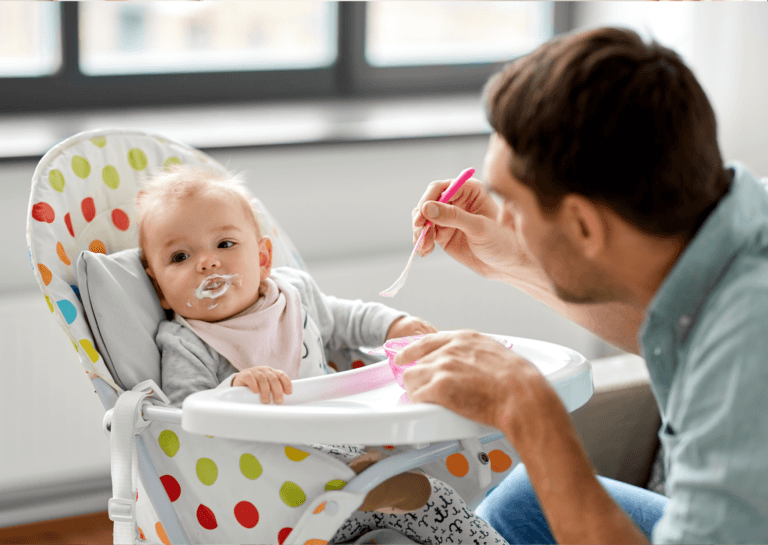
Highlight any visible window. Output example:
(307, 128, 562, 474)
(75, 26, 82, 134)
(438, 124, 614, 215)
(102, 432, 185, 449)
(366, 2, 554, 67)
(0, 3, 60, 78)
(0, 2, 569, 113)
(79, 2, 337, 75)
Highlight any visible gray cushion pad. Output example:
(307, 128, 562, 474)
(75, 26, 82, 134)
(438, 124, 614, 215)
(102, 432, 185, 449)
(76, 248, 165, 390)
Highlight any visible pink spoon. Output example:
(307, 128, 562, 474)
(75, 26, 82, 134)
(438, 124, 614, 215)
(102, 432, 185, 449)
(380, 167, 475, 297)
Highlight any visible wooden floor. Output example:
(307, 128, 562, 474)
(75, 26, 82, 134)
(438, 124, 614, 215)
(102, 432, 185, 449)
(0, 511, 112, 545)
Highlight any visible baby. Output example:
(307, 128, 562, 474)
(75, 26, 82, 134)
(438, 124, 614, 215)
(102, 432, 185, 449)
(137, 165, 507, 545)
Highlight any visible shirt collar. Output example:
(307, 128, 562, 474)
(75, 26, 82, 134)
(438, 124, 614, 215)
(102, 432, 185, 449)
(643, 163, 768, 341)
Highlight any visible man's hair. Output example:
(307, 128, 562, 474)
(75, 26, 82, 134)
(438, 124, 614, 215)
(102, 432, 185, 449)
(136, 165, 261, 267)
(484, 26, 730, 237)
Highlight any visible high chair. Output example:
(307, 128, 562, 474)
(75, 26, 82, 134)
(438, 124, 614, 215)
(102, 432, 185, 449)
(26, 129, 593, 545)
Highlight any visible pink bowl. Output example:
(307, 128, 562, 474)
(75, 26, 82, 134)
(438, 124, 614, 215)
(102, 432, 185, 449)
(384, 335, 426, 389)
(384, 334, 514, 390)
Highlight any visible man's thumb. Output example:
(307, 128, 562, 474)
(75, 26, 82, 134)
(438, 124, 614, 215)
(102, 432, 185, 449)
(423, 201, 479, 233)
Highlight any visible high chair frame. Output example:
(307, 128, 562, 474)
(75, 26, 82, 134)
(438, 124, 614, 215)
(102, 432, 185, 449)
(28, 128, 592, 545)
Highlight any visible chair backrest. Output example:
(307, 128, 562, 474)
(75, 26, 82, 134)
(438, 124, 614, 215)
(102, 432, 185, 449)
(27, 129, 305, 392)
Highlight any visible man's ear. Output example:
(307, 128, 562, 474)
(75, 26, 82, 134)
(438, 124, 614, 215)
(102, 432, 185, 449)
(560, 195, 607, 260)
(145, 267, 171, 310)
(259, 236, 273, 278)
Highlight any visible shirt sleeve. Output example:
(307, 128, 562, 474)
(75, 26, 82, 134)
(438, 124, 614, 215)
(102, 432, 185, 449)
(273, 267, 408, 350)
(156, 320, 237, 407)
(652, 285, 768, 544)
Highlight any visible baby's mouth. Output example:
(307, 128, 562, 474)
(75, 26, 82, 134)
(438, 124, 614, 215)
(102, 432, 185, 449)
(195, 273, 240, 300)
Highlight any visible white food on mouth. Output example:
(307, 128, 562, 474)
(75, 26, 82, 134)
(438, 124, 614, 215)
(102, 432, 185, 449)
(194, 273, 240, 300)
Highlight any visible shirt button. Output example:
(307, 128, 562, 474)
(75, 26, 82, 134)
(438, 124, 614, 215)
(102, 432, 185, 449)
(654, 347, 661, 356)
(678, 315, 691, 328)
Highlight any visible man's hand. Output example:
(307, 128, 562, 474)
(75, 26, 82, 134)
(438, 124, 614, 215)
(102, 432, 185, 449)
(394, 330, 555, 438)
(232, 366, 293, 404)
(386, 315, 437, 340)
(412, 178, 534, 283)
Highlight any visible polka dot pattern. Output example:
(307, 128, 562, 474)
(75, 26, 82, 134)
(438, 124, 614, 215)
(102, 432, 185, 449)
(128, 148, 148, 171)
(155, 522, 170, 545)
(81, 197, 96, 222)
(489, 449, 513, 473)
(38, 264, 52, 285)
(158, 430, 180, 457)
(446, 453, 469, 477)
(285, 446, 309, 461)
(90, 136, 107, 148)
(111, 208, 130, 231)
(32, 202, 55, 223)
(56, 299, 77, 324)
(79, 339, 99, 362)
(324, 479, 346, 491)
(56, 242, 70, 265)
(164, 156, 182, 169)
(89, 240, 106, 254)
(240, 453, 263, 480)
(49, 169, 65, 192)
(71, 156, 91, 179)
(159, 474, 181, 502)
(102, 165, 120, 189)
(196, 504, 218, 530)
(278, 527, 293, 544)
(280, 481, 306, 507)
(64, 213, 74, 237)
(196, 457, 218, 486)
(234, 501, 259, 528)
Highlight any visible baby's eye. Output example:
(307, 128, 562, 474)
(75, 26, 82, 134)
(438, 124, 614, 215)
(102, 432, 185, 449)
(218, 240, 235, 249)
(171, 252, 189, 263)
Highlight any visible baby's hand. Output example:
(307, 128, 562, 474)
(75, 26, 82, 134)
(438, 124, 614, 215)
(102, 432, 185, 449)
(232, 366, 293, 404)
(386, 315, 437, 340)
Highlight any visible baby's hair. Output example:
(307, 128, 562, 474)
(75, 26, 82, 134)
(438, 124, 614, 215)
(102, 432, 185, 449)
(136, 164, 262, 268)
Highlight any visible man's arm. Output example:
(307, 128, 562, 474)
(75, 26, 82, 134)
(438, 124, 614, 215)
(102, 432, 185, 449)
(397, 331, 648, 544)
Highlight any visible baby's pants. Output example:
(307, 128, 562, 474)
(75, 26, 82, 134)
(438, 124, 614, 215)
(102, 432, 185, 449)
(330, 475, 507, 545)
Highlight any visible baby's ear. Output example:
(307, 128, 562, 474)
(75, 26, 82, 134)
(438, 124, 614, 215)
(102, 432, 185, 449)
(145, 267, 171, 310)
(259, 236, 273, 276)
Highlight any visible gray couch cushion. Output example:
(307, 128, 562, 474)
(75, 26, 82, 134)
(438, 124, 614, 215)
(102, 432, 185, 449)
(76, 248, 165, 390)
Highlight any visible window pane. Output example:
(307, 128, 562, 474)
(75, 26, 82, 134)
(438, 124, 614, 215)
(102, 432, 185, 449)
(0, 4, 60, 77)
(79, 2, 337, 76)
(366, 2, 554, 67)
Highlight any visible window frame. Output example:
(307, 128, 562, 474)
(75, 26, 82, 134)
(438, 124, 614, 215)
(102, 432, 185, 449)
(0, 1, 573, 114)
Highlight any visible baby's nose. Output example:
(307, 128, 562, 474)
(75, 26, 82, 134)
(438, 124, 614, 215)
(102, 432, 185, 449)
(198, 255, 220, 271)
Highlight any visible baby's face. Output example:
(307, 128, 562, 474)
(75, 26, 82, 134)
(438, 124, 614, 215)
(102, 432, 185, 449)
(143, 190, 271, 321)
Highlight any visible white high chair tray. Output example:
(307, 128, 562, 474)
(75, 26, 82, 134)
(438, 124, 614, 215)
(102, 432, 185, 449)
(181, 335, 593, 445)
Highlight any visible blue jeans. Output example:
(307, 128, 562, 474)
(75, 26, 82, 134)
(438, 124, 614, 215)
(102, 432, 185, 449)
(476, 465, 668, 544)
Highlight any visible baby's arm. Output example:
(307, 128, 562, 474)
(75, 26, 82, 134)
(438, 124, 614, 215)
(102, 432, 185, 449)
(276, 268, 435, 349)
(157, 320, 235, 407)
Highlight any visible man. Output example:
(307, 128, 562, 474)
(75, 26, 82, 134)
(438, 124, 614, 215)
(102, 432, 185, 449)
(396, 27, 768, 543)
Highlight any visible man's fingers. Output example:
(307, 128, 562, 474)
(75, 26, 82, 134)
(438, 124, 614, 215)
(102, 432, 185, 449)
(422, 201, 487, 239)
(393, 331, 452, 367)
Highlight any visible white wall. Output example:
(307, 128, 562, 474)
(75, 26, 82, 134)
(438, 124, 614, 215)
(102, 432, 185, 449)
(574, 1, 768, 178)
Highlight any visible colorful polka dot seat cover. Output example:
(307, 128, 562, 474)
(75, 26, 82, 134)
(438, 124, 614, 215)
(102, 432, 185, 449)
(27, 129, 517, 545)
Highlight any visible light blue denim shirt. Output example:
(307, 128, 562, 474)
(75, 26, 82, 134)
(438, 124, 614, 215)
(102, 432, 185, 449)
(640, 163, 768, 543)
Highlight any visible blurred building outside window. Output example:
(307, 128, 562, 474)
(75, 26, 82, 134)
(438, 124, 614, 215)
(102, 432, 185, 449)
(366, 2, 554, 67)
(0, 3, 60, 78)
(79, 1, 337, 75)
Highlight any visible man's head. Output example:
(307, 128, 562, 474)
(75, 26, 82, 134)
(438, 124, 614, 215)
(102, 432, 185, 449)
(137, 165, 273, 321)
(482, 27, 730, 304)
